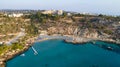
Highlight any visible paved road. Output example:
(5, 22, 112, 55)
(6, 29, 25, 45)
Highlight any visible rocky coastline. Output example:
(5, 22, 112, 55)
(0, 9, 120, 67)
(0, 37, 37, 67)
(0, 47, 29, 67)
(0, 34, 120, 67)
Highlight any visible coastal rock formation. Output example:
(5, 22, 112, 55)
(47, 26, 102, 39)
(0, 10, 120, 67)
(78, 28, 98, 38)
(45, 25, 119, 44)
(47, 26, 76, 35)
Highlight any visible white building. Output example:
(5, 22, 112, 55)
(57, 10, 63, 15)
(41, 10, 63, 15)
(67, 13, 72, 16)
(7, 13, 23, 17)
(0, 42, 3, 45)
(41, 10, 56, 15)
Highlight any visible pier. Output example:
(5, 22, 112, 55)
(31, 46, 38, 55)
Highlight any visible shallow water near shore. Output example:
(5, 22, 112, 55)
(7, 39, 120, 67)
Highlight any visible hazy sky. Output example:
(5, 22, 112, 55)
(0, 0, 120, 15)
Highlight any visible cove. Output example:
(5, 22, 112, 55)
(6, 39, 120, 67)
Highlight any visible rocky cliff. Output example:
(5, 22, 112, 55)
(46, 25, 119, 44)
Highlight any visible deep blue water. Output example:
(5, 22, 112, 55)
(7, 40, 120, 67)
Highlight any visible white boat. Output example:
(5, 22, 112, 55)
(107, 46, 113, 50)
(20, 54, 25, 56)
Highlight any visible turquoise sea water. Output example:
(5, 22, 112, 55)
(7, 40, 120, 67)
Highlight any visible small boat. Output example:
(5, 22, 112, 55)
(20, 54, 25, 56)
(107, 46, 113, 50)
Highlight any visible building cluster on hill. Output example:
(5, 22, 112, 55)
(4, 13, 23, 17)
(41, 10, 63, 15)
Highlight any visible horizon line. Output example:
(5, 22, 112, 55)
(0, 9, 119, 16)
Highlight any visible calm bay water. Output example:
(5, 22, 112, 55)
(7, 40, 120, 67)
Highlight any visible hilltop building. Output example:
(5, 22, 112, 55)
(5, 13, 23, 17)
(41, 10, 63, 15)
(57, 10, 63, 15)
